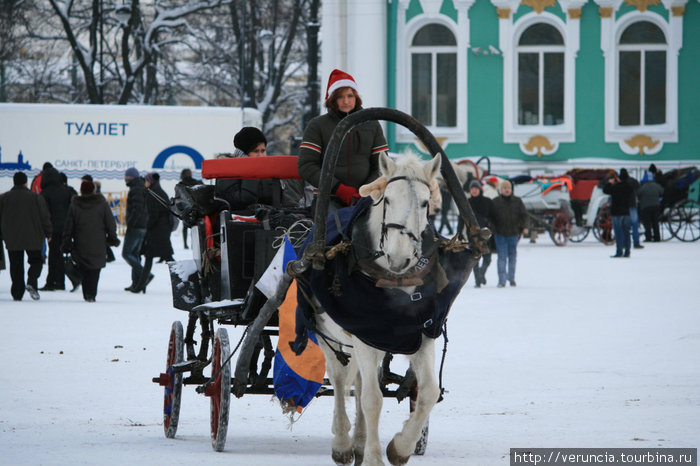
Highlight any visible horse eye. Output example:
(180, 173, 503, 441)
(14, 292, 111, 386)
(421, 200, 429, 209)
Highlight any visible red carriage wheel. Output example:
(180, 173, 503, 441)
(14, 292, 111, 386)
(162, 321, 184, 439)
(593, 202, 615, 245)
(207, 328, 231, 452)
(548, 212, 571, 246)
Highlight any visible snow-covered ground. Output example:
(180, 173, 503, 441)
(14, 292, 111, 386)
(1, 230, 698, 465)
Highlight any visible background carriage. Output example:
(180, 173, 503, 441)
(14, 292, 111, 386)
(657, 167, 700, 242)
(152, 109, 485, 459)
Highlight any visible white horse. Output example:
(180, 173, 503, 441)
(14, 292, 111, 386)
(311, 152, 443, 466)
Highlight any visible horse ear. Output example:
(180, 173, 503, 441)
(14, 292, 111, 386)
(359, 176, 387, 200)
(424, 154, 441, 182)
(378, 151, 396, 177)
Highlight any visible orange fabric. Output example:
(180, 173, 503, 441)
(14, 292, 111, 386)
(202, 156, 302, 180)
(277, 284, 326, 383)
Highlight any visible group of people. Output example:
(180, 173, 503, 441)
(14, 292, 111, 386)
(0, 164, 120, 302)
(10, 68, 664, 302)
(604, 166, 665, 258)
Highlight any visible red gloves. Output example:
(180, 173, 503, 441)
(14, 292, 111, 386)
(335, 183, 361, 206)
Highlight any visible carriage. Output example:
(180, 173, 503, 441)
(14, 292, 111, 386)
(656, 167, 700, 242)
(151, 109, 486, 461)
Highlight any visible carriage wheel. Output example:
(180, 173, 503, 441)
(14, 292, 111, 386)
(568, 225, 589, 243)
(548, 212, 571, 246)
(162, 321, 184, 439)
(207, 328, 231, 452)
(409, 380, 429, 455)
(659, 209, 675, 242)
(669, 200, 700, 242)
(593, 203, 615, 245)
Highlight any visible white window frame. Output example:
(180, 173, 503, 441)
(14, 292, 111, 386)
(597, 4, 684, 155)
(500, 12, 578, 156)
(396, 0, 472, 146)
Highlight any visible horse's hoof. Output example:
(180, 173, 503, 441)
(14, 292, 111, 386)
(386, 439, 410, 465)
(353, 449, 364, 466)
(332, 448, 354, 465)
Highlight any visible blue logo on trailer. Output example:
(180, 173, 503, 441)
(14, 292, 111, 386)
(152, 145, 204, 169)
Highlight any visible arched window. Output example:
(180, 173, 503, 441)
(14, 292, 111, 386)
(516, 23, 565, 126)
(618, 21, 667, 126)
(409, 24, 457, 128)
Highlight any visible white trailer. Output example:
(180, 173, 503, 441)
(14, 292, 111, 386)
(0, 103, 261, 193)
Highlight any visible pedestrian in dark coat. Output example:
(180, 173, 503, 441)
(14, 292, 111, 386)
(298, 69, 388, 213)
(39, 165, 75, 290)
(603, 169, 635, 257)
(179, 168, 202, 249)
(62, 180, 120, 302)
(122, 168, 148, 291)
(492, 180, 529, 287)
(132, 172, 173, 293)
(0, 171, 53, 300)
(467, 180, 496, 287)
(637, 172, 665, 242)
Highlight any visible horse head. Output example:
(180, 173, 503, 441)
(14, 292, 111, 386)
(360, 152, 441, 275)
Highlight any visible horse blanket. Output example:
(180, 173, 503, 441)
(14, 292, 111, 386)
(292, 197, 474, 355)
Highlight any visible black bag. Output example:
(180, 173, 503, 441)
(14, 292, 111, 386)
(63, 254, 83, 289)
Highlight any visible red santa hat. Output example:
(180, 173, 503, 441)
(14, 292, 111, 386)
(325, 69, 358, 100)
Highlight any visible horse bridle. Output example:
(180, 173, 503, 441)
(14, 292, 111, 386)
(376, 175, 432, 255)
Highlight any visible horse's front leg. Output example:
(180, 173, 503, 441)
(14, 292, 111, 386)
(386, 338, 440, 465)
(321, 342, 357, 465)
(354, 343, 385, 466)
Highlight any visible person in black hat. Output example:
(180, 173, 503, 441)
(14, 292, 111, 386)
(215, 127, 284, 211)
(0, 171, 53, 300)
(122, 167, 148, 291)
(467, 179, 495, 288)
(603, 168, 634, 258)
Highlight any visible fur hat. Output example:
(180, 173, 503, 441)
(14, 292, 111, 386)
(80, 180, 96, 195)
(325, 69, 358, 100)
(124, 167, 139, 180)
(233, 127, 267, 154)
(144, 172, 160, 185)
(13, 171, 27, 186)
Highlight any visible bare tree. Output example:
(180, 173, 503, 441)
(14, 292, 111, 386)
(0, 0, 30, 102)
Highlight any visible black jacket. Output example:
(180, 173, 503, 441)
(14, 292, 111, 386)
(0, 185, 52, 250)
(126, 177, 148, 229)
(143, 183, 174, 258)
(298, 107, 388, 192)
(62, 193, 119, 270)
(215, 178, 283, 211)
(468, 193, 495, 229)
(492, 194, 529, 236)
(40, 166, 74, 233)
(603, 180, 634, 216)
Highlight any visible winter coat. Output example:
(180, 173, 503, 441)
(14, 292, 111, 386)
(491, 194, 529, 237)
(0, 186, 52, 250)
(40, 166, 74, 234)
(125, 177, 148, 229)
(637, 181, 664, 210)
(603, 180, 634, 216)
(215, 178, 283, 211)
(468, 192, 495, 229)
(62, 193, 120, 270)
(298, 107, 388, 192)
(142, 183, 174, 258)
(180, 174, 203, 188)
